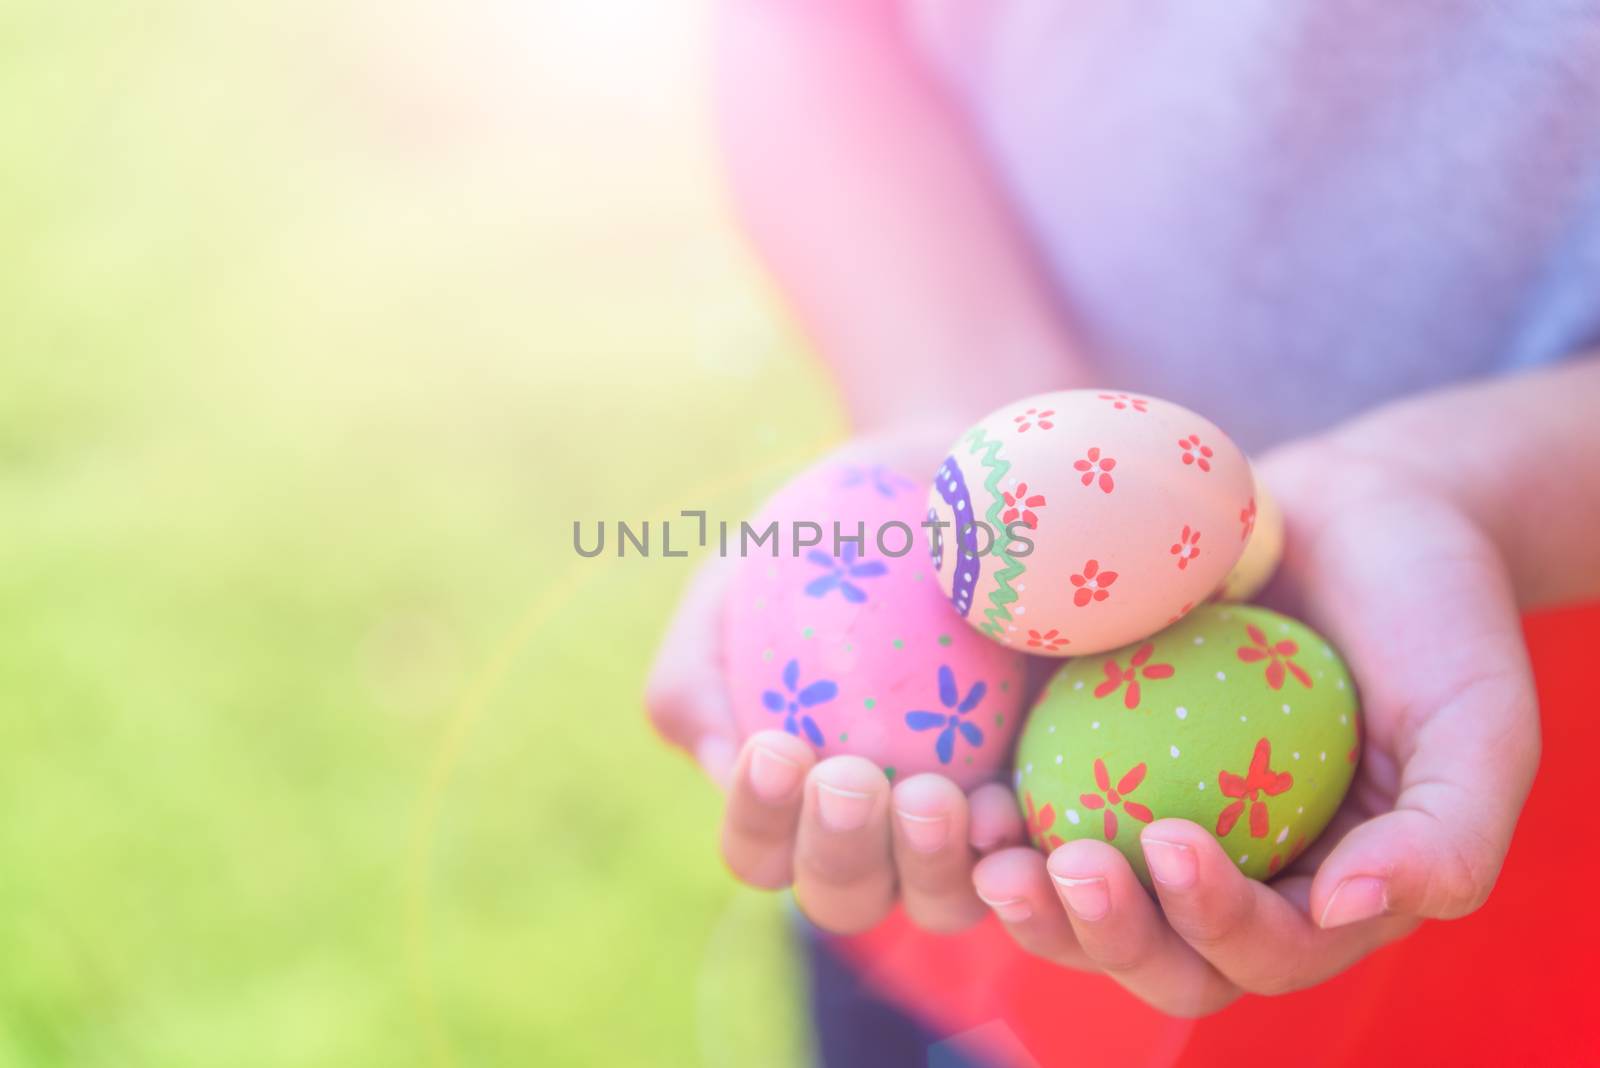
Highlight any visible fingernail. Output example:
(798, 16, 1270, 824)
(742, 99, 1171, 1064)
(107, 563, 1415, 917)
(1142, 838, 1197, 889)
(1319, 876, 1388, 929)
(977, 893, 1033, 924)
(1051, 874, 1110, 922)
(816, 781, 874, 832)
(896, 810, 949, 854)
(748, 746, 802, 803)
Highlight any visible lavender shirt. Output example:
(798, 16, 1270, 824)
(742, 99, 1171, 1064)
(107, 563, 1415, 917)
(905, 0, 1600, 450)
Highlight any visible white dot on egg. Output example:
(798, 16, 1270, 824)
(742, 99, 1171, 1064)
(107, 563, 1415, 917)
(1047, 723, 1056, 734)
(1015, 605, 1027, 615)
(1074, 681, 1085, 691)
(1216, 671, 1227, 681)
(1025, 762, 1034, 773)
(1175, 706, 1188, 720)
(1297, 806, 1304, 814)
(1193, 636, 1206, 645)
(1340, 714, 1348, 725)
(1091, 721, 1101, 729)
(1320, 751, 1327, 762)
(1198, 782, 1206, 790)
(1240, 715, 1248, 722)
(1017, 583, 1026, 591)
(1066, 810, 1080, 825)
(1322, 645, 1333, 658)
(1238, 855, 1249, 865)
(1055, 754, 1063, 765)
(1292, 751, 1300, 760)
(1276, 826, 1289, 844)
(1336, 678, 1346, 690)
(1282, 704, 1291, 714)
(1170, 745, 1180, 758)
(1280, 623, 1290, 633)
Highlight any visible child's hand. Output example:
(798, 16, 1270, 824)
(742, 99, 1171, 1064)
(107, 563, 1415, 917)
(971, 436, 1542, 1016)
(645, 427, 1029, 934)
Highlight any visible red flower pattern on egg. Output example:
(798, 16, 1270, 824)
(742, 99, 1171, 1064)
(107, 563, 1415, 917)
(1240, 498, 1257, 541)
(1001, 482, 1046, 529)
(1024, 791, 1065, 851)
(1026, 628, 1069, 652)
(1012, 407, 1055, 433)
(1070, 559, 1118, 607)
(1179, 434, 1214, 471)
(1170, 525, 1202, 570)
(1237, 624, 1313, 689)
(1080, 759, 1154, 841)
(1073, 447, 1116, 493)
(1217, 738, 1294, 839)
(1098, 393, 1149, 413)
(1092, 642, 1175, 710)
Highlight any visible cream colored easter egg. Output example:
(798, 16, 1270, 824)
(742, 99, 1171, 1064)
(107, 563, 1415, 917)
(928, 390, 1253, 657)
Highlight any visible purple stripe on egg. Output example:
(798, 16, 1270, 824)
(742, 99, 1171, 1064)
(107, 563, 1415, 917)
(934, 455, 981, 618)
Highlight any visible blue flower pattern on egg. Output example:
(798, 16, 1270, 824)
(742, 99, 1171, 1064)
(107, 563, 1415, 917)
(804, 544, 888, 603)
(762, 659, 836, 747)
(840, 464, 915, 498)
(905, 666, 987, 764)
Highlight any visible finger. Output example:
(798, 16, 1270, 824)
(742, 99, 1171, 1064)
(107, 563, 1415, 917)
(1046, 841, 1239, 1018)
(1276, 491, 1540, 925)
(890, 775, 986, 933)
(793, 756, 896, 934)
(720, 731, 816, 889)
(968, 782, 1026, 854)
(1140, 821, 1418, 996)
(971, 848, 1092, 970)
(644, 557, 739, 787)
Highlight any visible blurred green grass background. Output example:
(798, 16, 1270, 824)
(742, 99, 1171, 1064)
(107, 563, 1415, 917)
(1, 2, 844, 1064)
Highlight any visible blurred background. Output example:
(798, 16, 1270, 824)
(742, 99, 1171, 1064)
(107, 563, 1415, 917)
(1, 1, 840, 1063)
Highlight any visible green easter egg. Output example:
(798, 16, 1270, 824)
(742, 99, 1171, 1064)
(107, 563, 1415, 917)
(1014, 604, 1360, 883)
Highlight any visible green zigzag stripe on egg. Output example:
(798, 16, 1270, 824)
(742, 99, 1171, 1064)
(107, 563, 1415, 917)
(961, 426, 1026, 639)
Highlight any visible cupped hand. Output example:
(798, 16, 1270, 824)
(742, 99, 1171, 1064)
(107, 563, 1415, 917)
(973, 435, 1541, 1016)
(645, 424, 1031, 934)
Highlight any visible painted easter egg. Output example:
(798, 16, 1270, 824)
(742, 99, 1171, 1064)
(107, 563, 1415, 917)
(1217, 477, 1284, 602)
(928, 390, 1254, 657)
(1013, 604, 1360, 883)
(724, 455, 1030, 789)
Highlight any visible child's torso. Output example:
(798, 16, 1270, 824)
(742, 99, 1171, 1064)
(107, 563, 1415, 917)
(906, 0, 1600, 449)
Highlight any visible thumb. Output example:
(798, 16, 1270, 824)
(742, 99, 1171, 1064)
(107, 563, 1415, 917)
(1313, 698, 1537, 928)
(1296, 499, 1540, 928)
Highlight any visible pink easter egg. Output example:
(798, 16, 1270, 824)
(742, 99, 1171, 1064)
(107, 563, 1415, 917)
(928, 390, 1254, 657)
(724, 455, 1029, 789)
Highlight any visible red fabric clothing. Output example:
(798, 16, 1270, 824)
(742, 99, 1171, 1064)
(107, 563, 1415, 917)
(835, 601, 1600, 1067)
